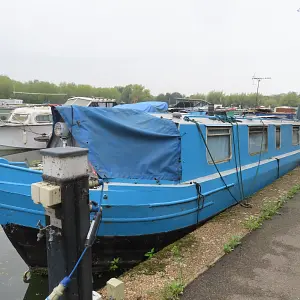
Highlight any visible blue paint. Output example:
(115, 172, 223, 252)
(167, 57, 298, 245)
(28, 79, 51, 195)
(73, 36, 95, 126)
(0, 117, 299, 239)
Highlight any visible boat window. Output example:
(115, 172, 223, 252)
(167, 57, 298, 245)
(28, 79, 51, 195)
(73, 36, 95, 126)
(35, 114, 53, 123)
(275, 126, 281, 149)
(90, 101, 100, 107)
(249, 126, 268, 155)
(292, 126, 300, 145)
(90, 102, 115, 108)
(207, 127, 231, 164)
(11, 113, 29, 123)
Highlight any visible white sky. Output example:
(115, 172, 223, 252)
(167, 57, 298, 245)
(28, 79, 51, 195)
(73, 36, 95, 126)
(1, 0, 300, 95)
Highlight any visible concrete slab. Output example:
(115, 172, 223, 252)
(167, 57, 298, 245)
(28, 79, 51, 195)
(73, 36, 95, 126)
(181, 194, 300, 300)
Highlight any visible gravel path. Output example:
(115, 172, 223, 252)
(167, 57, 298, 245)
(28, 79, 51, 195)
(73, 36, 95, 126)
(181, 191, 300, 300)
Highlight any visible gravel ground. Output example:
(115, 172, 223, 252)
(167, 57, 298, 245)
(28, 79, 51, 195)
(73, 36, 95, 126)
(99, 167, 300, 300)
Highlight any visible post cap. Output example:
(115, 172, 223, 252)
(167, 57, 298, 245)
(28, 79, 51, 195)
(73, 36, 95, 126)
(40, 147, 88, 158)
(41, 147, 89, 179)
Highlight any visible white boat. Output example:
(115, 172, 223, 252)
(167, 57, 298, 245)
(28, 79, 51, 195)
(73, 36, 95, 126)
(0, 97, 117, 155)
(0, 106, 53, 154)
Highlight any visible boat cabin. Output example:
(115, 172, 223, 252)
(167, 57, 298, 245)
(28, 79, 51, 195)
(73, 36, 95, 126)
(49, 106, 300, 187)
(64, 97, 117, 108)
(7, 106, 52, 125)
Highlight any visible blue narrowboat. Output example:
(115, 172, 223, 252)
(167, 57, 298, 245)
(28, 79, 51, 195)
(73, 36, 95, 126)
(0, 105, 299, 272)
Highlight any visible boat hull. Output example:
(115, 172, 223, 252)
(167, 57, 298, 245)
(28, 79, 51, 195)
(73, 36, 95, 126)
(0, 124, 51, 150)
(1, 119, 300, 273)
(2, 223, 194, 272)
(0, 145, 29, 156)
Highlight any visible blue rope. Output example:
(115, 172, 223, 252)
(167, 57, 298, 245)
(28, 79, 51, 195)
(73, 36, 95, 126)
(68, 247, 88, 279)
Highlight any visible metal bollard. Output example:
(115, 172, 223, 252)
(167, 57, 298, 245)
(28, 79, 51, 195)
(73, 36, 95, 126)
(32, 147, 92, 300)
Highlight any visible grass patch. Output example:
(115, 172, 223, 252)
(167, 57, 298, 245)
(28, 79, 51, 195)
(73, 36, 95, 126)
(243, 184, 300, 232)
(243, 215, 262, 230)
(261, 201, 282, 220)
(133, 235, 196, 276)
(286, 184, 300, 199)
(223, 235, 242, 254)
(155, 234, 196, 261)
(161, 280, 184, 300)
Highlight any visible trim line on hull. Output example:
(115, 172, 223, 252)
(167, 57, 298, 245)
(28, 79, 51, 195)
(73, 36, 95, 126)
(150, 183, 234, 207)
(0, 203, 44, 216)
(0, 163, 42, 174)
(103, 201, 214, 223)
(0, 183, 234, 221)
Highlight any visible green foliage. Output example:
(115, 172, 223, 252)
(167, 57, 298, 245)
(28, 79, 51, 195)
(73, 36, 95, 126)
(189, 93, 206, 100)
(119, 84, 152, 103)
(109, 257, 120, 272)
(170, 244, 184, 296)
(156, 93, 169, 101)
(2, 75, 300, 107)
(161, 280, 184, 300)
(243, 184, 300, 232)
(144, 248, 155, 259)
(206, 90, 225, 104)
(260, 201, 282, 220)
(0, 75, 122, 104)
(223, 235, 242, 254)
(243, 215, 262, 230)
(286, 184, 300, 199)
(0, 76, 13, 98)
(171, 245, 181, 258)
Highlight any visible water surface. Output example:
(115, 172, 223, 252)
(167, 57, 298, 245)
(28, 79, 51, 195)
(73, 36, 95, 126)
(0, 228, 48, 300)
(0, 150, 47, 299)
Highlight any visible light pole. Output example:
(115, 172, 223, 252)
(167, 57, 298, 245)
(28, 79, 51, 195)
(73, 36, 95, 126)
(252, 76, 271, 107)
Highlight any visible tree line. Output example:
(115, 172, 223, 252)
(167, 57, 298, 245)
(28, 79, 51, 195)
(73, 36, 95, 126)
(1, 75, 300, 107)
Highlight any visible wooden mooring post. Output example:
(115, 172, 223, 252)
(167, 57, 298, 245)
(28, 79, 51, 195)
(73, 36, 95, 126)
(32, 147, 93, 300)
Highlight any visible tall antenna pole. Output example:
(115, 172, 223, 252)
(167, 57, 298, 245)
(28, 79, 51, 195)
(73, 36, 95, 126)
(252, 76, 271, 107)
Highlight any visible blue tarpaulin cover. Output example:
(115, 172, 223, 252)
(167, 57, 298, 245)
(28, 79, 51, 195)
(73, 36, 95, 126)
(114, 101, 168, 113)
(55, 106, 181, 181)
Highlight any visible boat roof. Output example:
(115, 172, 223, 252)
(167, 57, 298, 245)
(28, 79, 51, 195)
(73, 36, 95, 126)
(114, 101, 168, 113)
(11, 106, 51, 114)
(151, 113, 300, 126)
(66, 97, 116, 103)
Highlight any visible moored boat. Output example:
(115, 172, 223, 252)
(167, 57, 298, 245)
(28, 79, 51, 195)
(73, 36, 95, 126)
(0, 106, 53, 154)
(0, 106, 300, 272)
(0, 97, 118, 155)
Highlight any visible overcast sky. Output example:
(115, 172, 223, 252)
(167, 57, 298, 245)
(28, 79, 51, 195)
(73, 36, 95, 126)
(1, 0, 300, 95)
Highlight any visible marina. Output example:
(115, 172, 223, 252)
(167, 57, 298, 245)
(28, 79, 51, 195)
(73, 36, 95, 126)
(1, 2, 300, 299)
(0, 101, 300, 299)
(0, 106, 300, 262)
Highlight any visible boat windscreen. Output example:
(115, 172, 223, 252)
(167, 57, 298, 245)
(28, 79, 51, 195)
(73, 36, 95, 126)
(11, 113, 29, 123)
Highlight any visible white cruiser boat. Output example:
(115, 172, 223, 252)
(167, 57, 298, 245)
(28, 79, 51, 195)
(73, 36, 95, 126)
(0, 106, 53, 155)
(0, 97, 117, 155)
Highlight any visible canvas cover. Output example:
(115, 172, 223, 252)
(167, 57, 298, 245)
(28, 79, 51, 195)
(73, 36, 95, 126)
(55, 106, 181, 181)
(114, 101, 168, 112)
